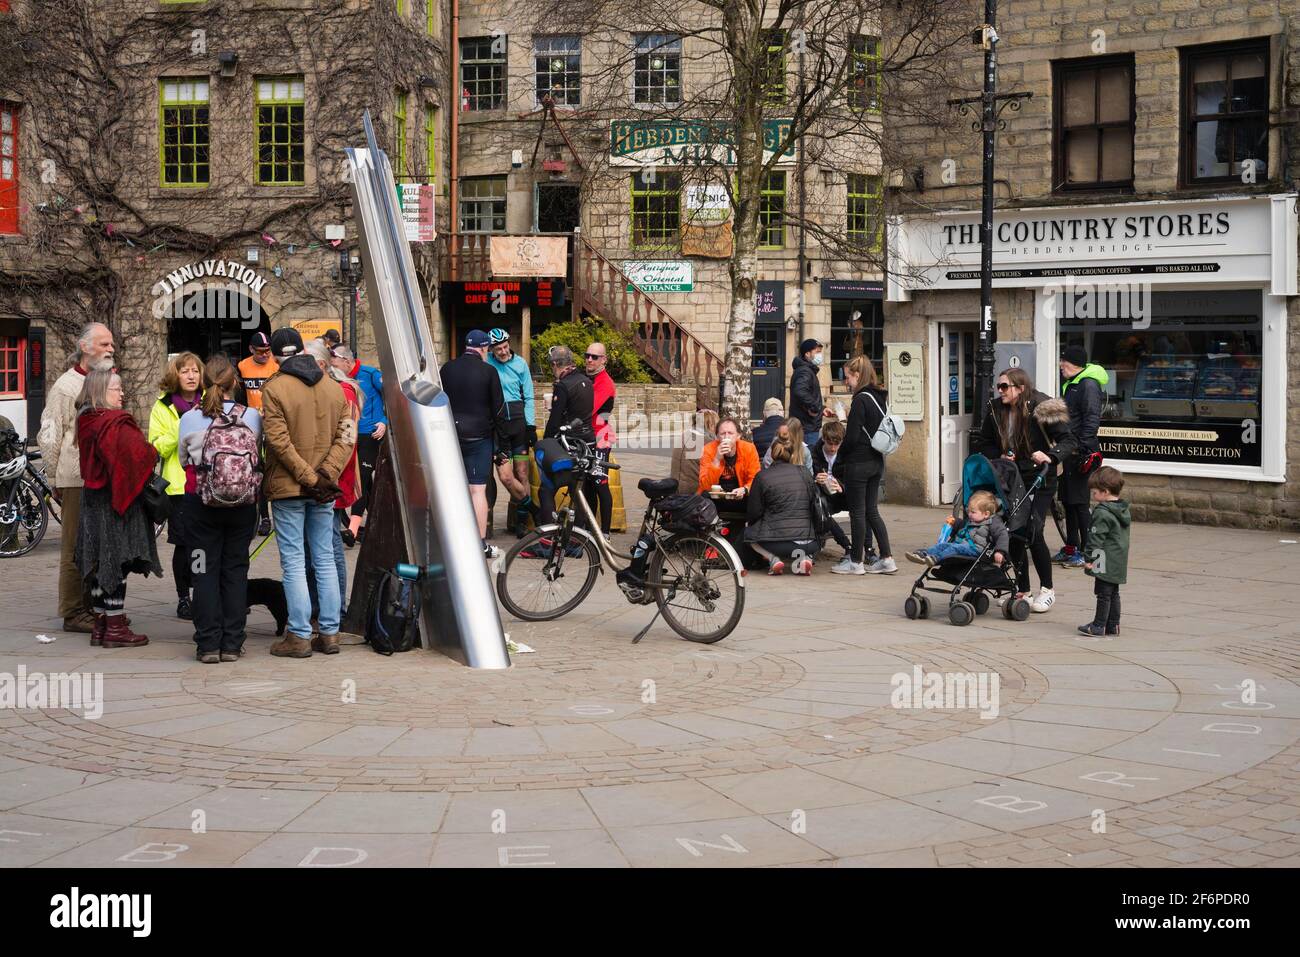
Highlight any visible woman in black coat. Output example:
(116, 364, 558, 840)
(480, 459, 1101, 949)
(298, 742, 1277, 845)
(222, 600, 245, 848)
(831, 355, 895, 575)
(975, 367, 1076, 613)
(745, 434, 820, 576)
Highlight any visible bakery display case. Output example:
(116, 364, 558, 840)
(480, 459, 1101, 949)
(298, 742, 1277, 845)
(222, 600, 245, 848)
(1132, 356, 1199, 419)
(1195, 355, 1261, 420)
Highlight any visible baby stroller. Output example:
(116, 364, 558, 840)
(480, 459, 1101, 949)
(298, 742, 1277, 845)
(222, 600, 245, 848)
(903, 454, 1051, 626)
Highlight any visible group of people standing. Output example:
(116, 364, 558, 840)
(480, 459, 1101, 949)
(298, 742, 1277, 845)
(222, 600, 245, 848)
(40, 322, 386, 661)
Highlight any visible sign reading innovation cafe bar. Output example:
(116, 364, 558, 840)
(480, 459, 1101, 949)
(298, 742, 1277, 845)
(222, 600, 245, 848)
(610, 119, 796, 167)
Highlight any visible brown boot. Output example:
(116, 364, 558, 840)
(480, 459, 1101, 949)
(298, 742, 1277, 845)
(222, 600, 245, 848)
(63, 612, 96, 634)
(310, 633, 340, 655)
(270, 634, 313, 658)
(90, 614, 106, 647)
(102, 615, 149, 648)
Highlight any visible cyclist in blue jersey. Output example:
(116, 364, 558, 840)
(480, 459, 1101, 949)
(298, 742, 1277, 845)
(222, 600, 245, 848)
(486, 328, 538, 535)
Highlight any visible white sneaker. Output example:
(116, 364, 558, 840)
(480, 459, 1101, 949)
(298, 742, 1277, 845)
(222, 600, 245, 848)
(1031, 587, 1055, 613)
(831, 558, 866, 575)
(865, 557, 898, 575)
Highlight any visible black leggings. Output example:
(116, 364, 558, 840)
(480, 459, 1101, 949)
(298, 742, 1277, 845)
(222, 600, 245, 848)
(583, 480, 613, 535)
(351, 434, 381, 517)
(1011, 489, 1054, 593)
(1064, 501, 1090, 552)
(845, 463, 890, 563)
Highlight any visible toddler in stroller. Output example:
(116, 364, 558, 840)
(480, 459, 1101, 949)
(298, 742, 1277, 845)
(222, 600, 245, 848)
(903, 454, 1047, 626)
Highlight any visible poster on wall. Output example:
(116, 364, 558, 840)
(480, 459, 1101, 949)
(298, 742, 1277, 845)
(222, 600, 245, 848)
(884, 342, 924, 421)
(756, 281, 784, 325)
(397, 183, 437, 243)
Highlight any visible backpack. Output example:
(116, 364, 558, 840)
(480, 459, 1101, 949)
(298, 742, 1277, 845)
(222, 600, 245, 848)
(196, 404, 262, 507)
(365, 570, 422, 655)
(862, 391, 905, 456)
(655, 493, 719, 533)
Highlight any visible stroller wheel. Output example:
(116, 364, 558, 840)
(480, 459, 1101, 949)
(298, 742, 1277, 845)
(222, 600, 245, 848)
(1011, 597, 1032, 621)
(949, 601, 975, 627)
(917, 595, 931, 619)
(965, 591, 991, 615)
(904, 596, 922, 620)
(1001, 597, 1016, 620)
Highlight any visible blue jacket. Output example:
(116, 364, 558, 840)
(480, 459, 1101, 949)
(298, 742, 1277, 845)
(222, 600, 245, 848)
(353, 362, 387, 435)
(487, 352, 535, 427)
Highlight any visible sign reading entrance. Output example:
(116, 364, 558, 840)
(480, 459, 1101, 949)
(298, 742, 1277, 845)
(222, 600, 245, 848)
(609, 119, 796, 166)
(625, 261, 693, 293)
(885, 342, 924, 421)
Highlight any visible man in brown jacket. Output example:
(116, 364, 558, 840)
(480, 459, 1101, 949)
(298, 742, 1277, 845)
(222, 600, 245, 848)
(260, 327, 354, 657)
(37, 322, 116, 632)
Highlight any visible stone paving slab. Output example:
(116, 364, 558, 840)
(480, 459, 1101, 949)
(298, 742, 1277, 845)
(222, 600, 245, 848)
(0, 447, 1296, 866)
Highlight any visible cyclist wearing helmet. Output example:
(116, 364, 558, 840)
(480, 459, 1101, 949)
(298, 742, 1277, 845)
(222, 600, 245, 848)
(486, 328, 538, 535)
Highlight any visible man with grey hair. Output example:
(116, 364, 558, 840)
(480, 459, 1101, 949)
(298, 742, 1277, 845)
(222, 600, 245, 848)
(38, 322, 116, 632)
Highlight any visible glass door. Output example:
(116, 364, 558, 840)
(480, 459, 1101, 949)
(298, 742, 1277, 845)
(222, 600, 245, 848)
(939, 323, 977, 502)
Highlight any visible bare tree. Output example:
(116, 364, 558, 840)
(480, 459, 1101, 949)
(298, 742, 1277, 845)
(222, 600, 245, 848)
(507, 0, 971, 418)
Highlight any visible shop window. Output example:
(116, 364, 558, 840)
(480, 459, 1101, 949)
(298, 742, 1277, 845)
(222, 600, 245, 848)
(630, 171, 680, 249)
(762, 30, 786, 103)
(633, 33, 681, 105)
(0, 102, 18, 234)
(1053, 55, 1133, 191)
(535, 36, 581, 106)
(1058, 289, 1263, 468)
(255, 76, 305, 185)
(847, 173, 882, 250)
(848, 34, 881, 112)
(394, 90, 408, 178)
(461, 36, 507, 111)
(424, 105, 437, 185)
(0, 335, 24, 397)
(829, 300, 883, 383)
(1182, 40, 1270, 184)
(458, 175, 506, 233)
(759, 170, 785, 249)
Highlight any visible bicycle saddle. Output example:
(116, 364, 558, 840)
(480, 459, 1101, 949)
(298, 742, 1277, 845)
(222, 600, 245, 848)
(638, 477, 679, 500)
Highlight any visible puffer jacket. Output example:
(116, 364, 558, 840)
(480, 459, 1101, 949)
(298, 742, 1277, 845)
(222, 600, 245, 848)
(1061, 363, 1108, 455)
(788, 356, 824, 433)
(745, 461, 816, 543)
(260, 355, 355, 501)
(975, 390, 1076, 491)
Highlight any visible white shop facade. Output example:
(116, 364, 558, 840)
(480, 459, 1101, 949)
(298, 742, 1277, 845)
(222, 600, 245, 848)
(887, 193, 1297, 507)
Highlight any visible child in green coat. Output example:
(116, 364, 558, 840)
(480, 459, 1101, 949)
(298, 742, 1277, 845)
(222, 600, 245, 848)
(1078, 466, 1130, 637)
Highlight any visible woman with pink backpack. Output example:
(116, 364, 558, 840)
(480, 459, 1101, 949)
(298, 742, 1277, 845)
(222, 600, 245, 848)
(177, 353, 264, 663)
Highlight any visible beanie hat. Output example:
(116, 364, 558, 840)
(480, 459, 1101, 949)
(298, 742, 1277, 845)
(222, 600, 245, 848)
(799, 338, 821, 357)
(1061, 344, 1088, 368)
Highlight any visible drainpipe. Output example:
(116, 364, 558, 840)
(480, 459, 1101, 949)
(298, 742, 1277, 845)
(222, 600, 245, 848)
(450, 0, 460, 282)
(795, 9, 807, 346)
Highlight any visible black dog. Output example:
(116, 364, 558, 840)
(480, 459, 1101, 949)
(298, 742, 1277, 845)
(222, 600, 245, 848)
(246, 578, 290, 635)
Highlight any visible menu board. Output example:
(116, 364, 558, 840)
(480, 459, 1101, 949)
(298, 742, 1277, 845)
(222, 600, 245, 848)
(885, 342, 924, 422)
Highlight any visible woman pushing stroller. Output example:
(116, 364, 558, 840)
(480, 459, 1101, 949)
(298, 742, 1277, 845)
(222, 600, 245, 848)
(975, 368, 1076, 614)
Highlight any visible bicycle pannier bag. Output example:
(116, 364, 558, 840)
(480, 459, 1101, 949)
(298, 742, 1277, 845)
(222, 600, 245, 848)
(534, 437, 575, 491)
(655, 493, 719, 533)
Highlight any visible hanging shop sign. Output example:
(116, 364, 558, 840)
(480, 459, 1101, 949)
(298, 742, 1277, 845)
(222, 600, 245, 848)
(884, 342, 925, 422)
(624, 260, 693, 294)
(440, 279, 566, 309)
(609, 119, 796, 167)
(681, 220, 733, 259)
(397, 184, 437, 243)
(685, 184, 731, 223)
(821, 278, 884, 300)
(489, 235, 568, 278)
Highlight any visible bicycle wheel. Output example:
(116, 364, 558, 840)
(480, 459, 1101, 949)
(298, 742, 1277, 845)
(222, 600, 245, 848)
(496, 524, 601, 622)
(648, 531, 745, 643)
(0, 478, 48, 558)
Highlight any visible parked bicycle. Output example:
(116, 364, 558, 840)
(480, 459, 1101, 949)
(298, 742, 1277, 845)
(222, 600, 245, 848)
(495, 423, 746, 644)
(0, 428, 59, 557)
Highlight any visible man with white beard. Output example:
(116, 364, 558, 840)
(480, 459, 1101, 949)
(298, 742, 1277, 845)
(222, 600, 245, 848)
(38, 322, 116, 633)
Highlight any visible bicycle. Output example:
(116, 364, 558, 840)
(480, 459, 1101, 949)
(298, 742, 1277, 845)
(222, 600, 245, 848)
(0, 429, 56, 558)
(495, 423, 747, 644)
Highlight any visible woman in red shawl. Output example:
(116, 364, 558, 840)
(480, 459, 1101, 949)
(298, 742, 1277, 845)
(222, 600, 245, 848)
(74, 369, 162, 647)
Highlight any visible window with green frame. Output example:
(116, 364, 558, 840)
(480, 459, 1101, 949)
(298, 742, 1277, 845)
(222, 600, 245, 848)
(159, 78, 210, 187)
(396, 0, 404, 15)
(427, 0, 435, 35)
(759, 170, 786, 248)
(762, 29, 786, 103)
(424, 105, 437, 185)
(847, 173, 882, 248)
(394, 91, 408, 178)
(630, 171, 680, 249)
(848, 34, 882, 111)
(255, 77, 305, 185)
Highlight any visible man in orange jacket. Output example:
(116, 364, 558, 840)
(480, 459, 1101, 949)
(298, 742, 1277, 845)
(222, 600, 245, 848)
(697, 417, 761, 496)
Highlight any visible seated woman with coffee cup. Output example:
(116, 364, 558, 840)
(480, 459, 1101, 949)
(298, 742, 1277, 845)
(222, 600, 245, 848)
(697, 417, 761, 498)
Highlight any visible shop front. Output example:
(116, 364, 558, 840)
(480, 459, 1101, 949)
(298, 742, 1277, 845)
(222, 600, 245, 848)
(888, 194, 1297, 519)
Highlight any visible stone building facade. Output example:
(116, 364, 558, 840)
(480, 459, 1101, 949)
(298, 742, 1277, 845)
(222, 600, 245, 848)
(0, 0, 449, 429)
(883, 0, 1300, 529)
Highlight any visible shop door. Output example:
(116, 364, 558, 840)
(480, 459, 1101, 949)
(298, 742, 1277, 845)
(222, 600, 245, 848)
(938, 323, 976, 503)
(536, 183, 580, 234)
(750, 325, 784, 421)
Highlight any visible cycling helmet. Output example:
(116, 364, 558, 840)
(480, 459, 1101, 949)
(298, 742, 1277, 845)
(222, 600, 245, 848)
(0, 453, 27, 482)
(488, 327, 509, 345)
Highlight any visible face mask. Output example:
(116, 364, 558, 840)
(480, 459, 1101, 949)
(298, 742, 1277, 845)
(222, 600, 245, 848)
(811, 354, 823, 367)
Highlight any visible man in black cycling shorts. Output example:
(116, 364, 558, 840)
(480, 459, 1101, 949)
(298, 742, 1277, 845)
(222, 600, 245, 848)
(485, 328, 537, 536)
(440, 329, 511, 560)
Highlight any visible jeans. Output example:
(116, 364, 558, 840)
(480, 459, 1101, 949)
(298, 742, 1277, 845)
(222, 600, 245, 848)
(844, 462, 890, 563)
(925, 540, 980, 562)
(189, 500, 256, 653)
(1092, 579, 1121, 628)
(305, 515, 349, 618)
(272, 498, 340, 638)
